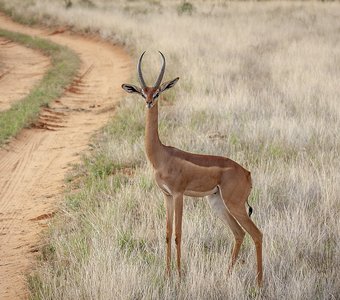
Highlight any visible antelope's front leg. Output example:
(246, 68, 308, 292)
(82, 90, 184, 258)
(164, 194, 174, 276)
(174, 193, 184, 277)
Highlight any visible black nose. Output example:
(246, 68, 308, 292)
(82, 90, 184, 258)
(146, 102, 152, 109)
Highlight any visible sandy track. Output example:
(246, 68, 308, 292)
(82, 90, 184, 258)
(0, 14, 131, 299)
(0, 37, 50, 112)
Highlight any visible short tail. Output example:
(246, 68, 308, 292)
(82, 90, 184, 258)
(247, 200, 253, 217)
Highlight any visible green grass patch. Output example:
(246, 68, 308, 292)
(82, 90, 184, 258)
(0, 28, 80, 144)
(105, 102, 144, 143)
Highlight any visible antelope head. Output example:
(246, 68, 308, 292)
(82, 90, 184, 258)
(122, 51, 179, 109)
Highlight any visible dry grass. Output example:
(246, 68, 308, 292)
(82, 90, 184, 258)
(1, 1, 339, 299)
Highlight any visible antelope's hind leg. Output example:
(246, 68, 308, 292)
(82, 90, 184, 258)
(220, 189, 263, 286)
(207, 191, 245, 273)
(228, 205, 263, 286)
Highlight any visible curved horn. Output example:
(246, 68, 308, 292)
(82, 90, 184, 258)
(137, 51, 147, 89)
(154, 51, 166, 88)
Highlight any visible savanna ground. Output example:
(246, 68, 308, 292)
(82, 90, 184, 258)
(1, 1, 339, 299)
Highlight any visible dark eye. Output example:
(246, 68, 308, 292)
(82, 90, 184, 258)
(153, 92, 159, 99)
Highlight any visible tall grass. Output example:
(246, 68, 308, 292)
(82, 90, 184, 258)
(1, 1, 339, 299)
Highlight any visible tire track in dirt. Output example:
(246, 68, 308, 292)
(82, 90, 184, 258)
(0, 14, 131, 299)
(0, 37, 50, 112)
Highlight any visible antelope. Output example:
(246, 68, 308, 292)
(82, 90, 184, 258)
(121, 51, 263, 286)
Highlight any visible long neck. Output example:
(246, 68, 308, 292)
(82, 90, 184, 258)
(145, 102, 164, 168)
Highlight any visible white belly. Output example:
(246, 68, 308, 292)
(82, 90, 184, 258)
(184, 186, 219, 197)
(159, 183, 219, 198)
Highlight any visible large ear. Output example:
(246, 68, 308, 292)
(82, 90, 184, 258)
(159, 77, 179, 93)
(121, 84, 142, 95)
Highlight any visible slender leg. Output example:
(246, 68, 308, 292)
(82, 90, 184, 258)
(207, 192, 245, 273)
(227, 202, 263, 286)
(165, 194, 174, 276)
(174, 193, 184, 277)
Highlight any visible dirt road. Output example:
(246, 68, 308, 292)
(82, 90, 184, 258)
(0, 14, 131, 299)
(0, 37, 50, 112)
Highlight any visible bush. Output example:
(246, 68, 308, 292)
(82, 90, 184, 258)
(177, 1, 195, 16)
